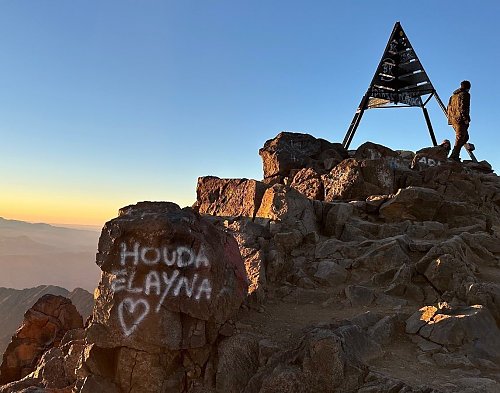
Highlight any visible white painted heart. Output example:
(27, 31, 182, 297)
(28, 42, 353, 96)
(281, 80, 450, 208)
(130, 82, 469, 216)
(118, 297, 150, 337)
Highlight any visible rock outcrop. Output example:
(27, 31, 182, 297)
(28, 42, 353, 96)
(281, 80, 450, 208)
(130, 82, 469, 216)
(83, 202, 248, 392)
(0, 286, 93, 358)
(3, 131, 500, 392)
(0, 294, 83, 385)
(196, 176, 268, 218)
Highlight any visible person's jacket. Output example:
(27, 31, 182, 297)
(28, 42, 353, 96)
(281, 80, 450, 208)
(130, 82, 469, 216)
(447, 88, 470, 125)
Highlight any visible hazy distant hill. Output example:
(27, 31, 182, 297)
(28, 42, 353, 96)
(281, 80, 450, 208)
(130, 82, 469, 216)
(0, 285, 93, 356)
(0, 217, 101, 291)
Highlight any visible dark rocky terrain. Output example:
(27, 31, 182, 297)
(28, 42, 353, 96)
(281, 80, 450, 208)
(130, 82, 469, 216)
(1, 131, 500, 392)
(0, 286, 93, 357)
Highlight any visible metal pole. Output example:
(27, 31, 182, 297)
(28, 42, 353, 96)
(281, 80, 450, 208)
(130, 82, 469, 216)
(343, 110, 363, 149)
(343, 93, 369, 149)
(422, 107, 438, 146)
(433, 91, 448, 117)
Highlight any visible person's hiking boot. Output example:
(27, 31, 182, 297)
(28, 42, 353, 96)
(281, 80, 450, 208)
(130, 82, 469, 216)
(449, 146, 461, 162)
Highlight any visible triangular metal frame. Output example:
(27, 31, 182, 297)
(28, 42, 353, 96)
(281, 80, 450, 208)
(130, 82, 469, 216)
(342, 21, 448, 149)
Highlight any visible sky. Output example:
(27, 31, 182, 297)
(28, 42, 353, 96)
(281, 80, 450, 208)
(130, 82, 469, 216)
(1, 1, 499, 226)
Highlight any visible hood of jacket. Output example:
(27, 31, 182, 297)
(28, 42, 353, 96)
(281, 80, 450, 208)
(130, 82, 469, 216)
(453, 87, 468, 95)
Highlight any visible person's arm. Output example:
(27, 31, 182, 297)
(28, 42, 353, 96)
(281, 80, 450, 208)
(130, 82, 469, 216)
(465, 93, 471, 123)
(458, 92, 471, 124)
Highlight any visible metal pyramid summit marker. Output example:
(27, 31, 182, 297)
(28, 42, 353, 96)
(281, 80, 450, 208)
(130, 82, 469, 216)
(342, 21, 447, 149)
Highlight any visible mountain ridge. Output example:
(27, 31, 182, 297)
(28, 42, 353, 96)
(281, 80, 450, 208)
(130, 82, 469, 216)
(0, 217, 101, 291)
(0, 285, 93, 357)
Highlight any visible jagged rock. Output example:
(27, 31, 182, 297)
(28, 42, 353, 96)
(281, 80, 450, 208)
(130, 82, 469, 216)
(256, 326, 369, 393)
(4, 133, 500, 392)
(314, 260, 348, 286)
(0, 380, 45, 393)
(364, 194, 390, 214)
(0, 286, 93, 358)
(84, 202, 248, 392)
(454, 377, 499, 393)
(222, 218, 270, 302)
(322, 158, 395, 201)
(223, 217, 270, 249)
(259, 132, 322, 179)
(415, 235, 482, 299)
(410, 335, 442, 352)
(432, 352, 473, 368)
(466, 282, 500, 323)
(411, 144, 450, 170)
(196, 176, 268, 218)
(259, 132, 347, 180)
(290, 167, 324, 200)
(77, 375, 120, 393)
(256, 184, 318, 234)
(354, 142, 398, 160)
(319, 148, 348, 171)
(379, 187, 443, 222)
(358, 371, 435, 393)
(273, 230, 303, 253)
(345, 285, 375, 307)
(368, 315, 397, 346)
(354, 237, 410, 273)
(405, 305, 438, 334)
(216, 333, 260, 393)
(0, 294, 83, 385)
(240, 247, 266, 299)
(423, 253, 476, 297)
(406, 304, 500, 363)
(323, 202, 354, 238)
(0, 328, 86, 392)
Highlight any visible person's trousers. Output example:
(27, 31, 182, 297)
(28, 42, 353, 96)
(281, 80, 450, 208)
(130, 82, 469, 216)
(450, 123, 469, 160)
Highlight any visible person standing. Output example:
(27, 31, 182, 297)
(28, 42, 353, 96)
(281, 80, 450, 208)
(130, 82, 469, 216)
(447, 80, 471, 161)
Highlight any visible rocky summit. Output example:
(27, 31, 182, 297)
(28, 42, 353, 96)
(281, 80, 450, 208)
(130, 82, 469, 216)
(1, 131, 500, 392)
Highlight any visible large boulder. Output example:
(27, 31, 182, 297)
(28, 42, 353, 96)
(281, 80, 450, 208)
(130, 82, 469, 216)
(259, 132, 347, 180)
(415, 235, 480, 299)
(0, 295, 83, 385)
(259, 132, 322, 179)
(354, 142, 398, 160)
(250, 326, 373, 393)
(411, 144, 450, 170)
(466, 282, 500, 323)
(322, 159, 395, 201)
(379, 187, 443, 222)
(256, 184, 318, 234)
(323, 202, 354, 238)
(423, 253, 476, 297)
(85, 202, 248, 392)
(196, 176, 268, 218)
(406, 304, 500, 363)
(290, 167, 324, 200)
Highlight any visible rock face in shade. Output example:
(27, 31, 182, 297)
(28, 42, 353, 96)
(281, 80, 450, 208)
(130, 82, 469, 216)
(3, 131, 500, 393)
(379, 186, 443, 222)
(259, 131, 348, 180)
(406, 304, 500, 363)
(0, 294, 83, 385)
(84, 202, 248, 392)
(195, 176, 268, 218)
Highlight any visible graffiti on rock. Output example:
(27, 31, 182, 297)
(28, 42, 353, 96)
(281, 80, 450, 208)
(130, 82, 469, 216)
(112, 242, 212, 336)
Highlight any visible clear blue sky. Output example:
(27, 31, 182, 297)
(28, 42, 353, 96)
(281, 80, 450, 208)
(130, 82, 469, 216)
(1, 1, 499, 225)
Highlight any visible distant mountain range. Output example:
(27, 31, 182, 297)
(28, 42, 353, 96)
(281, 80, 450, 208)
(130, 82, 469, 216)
(0, 285, 93, 357)
(0, 217, 101, 292)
